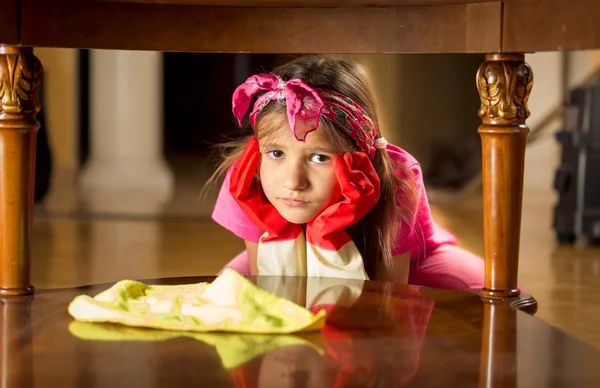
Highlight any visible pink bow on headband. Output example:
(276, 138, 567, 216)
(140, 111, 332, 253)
(232, 74, 323, 142)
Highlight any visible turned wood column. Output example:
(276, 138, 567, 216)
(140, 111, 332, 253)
(0, 46, 42, 296)
(477, 53, 533, 299)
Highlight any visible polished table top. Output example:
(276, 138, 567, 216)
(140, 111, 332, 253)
(2, 276, 600, 387)
(0, 0, 595, 53)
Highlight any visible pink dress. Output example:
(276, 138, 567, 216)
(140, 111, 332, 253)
(212, 144, 485, 291)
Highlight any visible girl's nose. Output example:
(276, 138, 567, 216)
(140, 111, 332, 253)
(283, 162, 308, 191)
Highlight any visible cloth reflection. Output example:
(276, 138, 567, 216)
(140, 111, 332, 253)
(69, 320, 324, 370)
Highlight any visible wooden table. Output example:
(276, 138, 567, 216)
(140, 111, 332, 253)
(2, 275, 600, 386)
(1, 0, 600, 302)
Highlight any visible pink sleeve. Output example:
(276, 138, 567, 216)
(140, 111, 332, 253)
(211, 167, 264, 243)
(391, 163, 436, 256)
(387, 146, 437, 257)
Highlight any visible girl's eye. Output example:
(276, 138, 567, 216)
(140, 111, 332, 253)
(310, 154, 331, 164)
(267, 150, 285, 159)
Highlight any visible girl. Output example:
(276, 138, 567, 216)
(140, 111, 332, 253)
(210, 55, 485, 291)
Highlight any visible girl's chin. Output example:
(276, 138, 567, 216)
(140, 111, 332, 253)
(278, 209, 320, 225)
(282, 215, 316, 225)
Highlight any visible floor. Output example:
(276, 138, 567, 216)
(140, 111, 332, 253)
(33, 154, 600, 350)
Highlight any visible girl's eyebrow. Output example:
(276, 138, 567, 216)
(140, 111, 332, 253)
(306, 147, 340, 154)
(260, 142, 285, 149)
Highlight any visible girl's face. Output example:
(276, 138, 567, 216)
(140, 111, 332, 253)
(258, 120, 342, 224)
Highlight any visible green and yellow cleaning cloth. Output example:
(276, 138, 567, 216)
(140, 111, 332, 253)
(68, 268, 326, 334)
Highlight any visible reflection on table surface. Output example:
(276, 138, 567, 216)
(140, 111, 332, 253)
(2, 276, 600, 387)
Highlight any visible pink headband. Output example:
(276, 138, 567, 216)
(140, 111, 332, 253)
(231, 74, 378, 153)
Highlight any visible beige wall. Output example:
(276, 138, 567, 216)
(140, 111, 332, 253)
(348, 54, 403, 147)
(34, 48, 79, 170)
(351, 55, 403, 144)
(523, 52, 564, 195)
(348, 54, 483, 171)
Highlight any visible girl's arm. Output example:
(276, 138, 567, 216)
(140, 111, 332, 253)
(245, 240, 259, 275)
(375, 251, 411, 284)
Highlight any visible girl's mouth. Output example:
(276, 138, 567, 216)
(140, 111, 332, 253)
(281, 197, 310, 207)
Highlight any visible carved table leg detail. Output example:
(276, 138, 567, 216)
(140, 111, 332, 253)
(477, 53, 533, 300)
(0, 46, 42, 296)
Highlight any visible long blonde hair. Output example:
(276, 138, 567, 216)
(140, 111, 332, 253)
(207, 55, 416, 279)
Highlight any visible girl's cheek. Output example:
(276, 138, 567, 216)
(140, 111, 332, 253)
(259, 157, 284, 183)
(259, 154, 275, 171)
(258, 157, 267, 182)
(316, 163, 335, 182)
(309, 162, 334, 180)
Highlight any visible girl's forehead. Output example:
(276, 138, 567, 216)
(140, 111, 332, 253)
(258, 118, 334, 149)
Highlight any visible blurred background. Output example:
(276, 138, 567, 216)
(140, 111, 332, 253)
(31, 49, 600, 349)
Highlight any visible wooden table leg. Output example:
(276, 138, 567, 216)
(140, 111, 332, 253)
(477, 53, 533, 299)
(0, 46, 42, 296)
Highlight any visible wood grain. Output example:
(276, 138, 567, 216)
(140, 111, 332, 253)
(0, 46, 42, 296)
(21, 0, 502, 53)
(466, 1, 502, 52)
(1, 276, 599, 386)
(503, 0, 600, 52)
(0, 0, 19, 44)
(93, 0, 500, 6)
(478, 301, 517, 387)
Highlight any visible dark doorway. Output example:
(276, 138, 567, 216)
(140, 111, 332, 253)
(162, 53, 282, 156)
